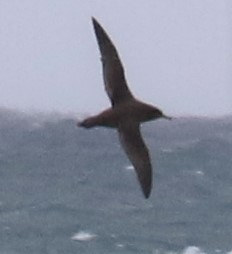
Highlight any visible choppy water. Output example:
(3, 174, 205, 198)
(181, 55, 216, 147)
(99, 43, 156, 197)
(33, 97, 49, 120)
(0, 109, 232, 254)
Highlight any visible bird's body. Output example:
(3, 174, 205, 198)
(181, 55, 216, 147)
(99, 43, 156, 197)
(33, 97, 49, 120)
(80, 99, 164, 128)
(78, 17, 171, 198)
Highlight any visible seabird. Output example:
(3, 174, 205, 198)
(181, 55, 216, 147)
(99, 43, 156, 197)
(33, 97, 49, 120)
(78, 17, 171, 198)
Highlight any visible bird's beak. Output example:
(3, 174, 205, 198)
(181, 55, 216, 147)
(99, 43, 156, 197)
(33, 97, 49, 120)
(163, 115, 172, 120)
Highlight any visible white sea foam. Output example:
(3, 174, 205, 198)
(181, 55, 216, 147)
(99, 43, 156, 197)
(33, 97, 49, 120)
(182, 246, 205, 254)
(195, 170, 204, 176)
(71, 231, 97, 242)
(125, 165, 134, 171)
(161, 148, 174, 153)
(116, 243, 125, 248)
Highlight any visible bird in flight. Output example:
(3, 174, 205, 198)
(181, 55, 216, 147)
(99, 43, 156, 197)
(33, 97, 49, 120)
(78, 17, 171, 198)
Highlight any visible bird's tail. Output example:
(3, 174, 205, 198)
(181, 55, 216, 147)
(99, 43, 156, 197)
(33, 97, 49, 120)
(77, 117, 97, 129)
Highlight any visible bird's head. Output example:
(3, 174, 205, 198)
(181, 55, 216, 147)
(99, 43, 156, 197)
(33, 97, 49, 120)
(148, 106, 172, 121)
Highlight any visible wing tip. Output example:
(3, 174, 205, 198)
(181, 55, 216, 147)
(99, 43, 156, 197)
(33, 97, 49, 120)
(140, 166, 152, 199)
(142, 186, 151, 199)
(91, 16, 97, 25)
(91, 16, 113, 45)
(91, 16, 101, 33)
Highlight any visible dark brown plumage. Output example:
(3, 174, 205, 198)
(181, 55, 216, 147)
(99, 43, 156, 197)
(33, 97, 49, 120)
(78, 17, 171, 198)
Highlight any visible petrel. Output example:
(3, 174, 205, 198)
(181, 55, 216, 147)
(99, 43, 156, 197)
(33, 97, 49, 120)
(78, 17, 171, 198)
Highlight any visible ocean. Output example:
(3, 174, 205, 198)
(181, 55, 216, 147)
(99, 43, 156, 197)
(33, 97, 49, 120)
(0, 108, 232, 254)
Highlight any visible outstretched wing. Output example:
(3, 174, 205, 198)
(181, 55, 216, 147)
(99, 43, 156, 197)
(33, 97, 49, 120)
(118, 122, 152, 198)
(92, 17, 134, 106)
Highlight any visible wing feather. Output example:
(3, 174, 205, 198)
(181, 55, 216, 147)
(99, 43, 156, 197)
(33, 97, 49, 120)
(118, 123, 152, 198)
(92, 17, 134, 106)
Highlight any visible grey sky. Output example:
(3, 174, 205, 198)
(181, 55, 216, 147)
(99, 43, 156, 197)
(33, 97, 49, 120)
(0, 0, 231, 116)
